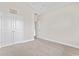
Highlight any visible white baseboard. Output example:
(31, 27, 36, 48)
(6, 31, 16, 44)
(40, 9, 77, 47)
(37, 35, 79, 49)
(0, 39, 34, 48)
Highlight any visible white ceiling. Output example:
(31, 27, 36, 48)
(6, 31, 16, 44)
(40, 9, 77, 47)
(27, 2, 72, 14)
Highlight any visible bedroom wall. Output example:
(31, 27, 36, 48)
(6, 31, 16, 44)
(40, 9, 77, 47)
(37, 3, 79, 48)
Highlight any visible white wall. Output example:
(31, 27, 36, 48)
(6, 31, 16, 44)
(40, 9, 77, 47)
(37, 3, 79, 48)
(0, 2, 34, 47)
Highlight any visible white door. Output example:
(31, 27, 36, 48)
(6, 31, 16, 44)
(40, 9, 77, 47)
(14, 15, 24, 42)
(1, 14, 6, 45)
(0, 14, 2, 46)
(4, 14, 25, 44)
(0, 12, 25, 47)
(1, 13, 12, 45)
(6, 14, 13, 44)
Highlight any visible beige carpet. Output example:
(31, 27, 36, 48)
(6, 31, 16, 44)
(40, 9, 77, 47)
(0, 39, 79, 56)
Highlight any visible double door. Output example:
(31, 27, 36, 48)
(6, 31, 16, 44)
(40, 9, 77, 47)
(0, 12, 24, 47)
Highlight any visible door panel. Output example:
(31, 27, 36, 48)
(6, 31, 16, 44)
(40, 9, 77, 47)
(6, 14, 13, 44)
(14, 16, 24, 42)
(0, 15, 1, 46)
(1, 13, 12, 45)
(1, 14, 11, 45)
(1, 14, 6, 45)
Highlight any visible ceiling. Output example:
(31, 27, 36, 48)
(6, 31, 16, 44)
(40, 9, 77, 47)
(27, 2, 72, 14)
